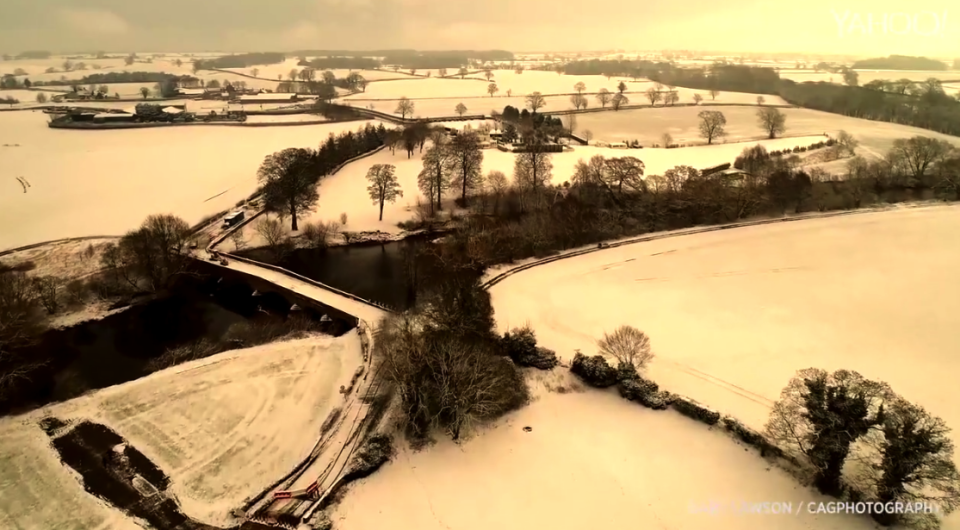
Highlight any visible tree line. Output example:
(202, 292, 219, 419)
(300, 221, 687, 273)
(851, 55, 948, 71)
(300, 57, 379, 70)
(193, 52, 286, 70)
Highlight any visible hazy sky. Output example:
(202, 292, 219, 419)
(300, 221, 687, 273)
(1, 0, 957, 56)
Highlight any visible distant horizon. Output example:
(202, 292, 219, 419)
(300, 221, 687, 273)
(3, 49, 955, 62)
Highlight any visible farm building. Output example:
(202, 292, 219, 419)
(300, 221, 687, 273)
(238, 93, 299, 104)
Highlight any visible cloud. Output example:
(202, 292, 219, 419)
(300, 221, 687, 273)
(57, 8, 130, 35)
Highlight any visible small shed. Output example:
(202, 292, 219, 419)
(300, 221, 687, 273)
(609, 142, 627, 149)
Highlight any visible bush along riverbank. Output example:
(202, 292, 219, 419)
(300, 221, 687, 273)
(566, 325, 959, 529)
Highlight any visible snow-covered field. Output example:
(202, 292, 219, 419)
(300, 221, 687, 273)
(332, 379, 874, 530)
(245, 113, 328, 124)
(574, 106, 960, 154)
(0, 420, 143, 530)
(342, 72, 785, 107)
(488, 206, 960, 470)
(0, 110, 381, 250)
(0, 333, 363, 529)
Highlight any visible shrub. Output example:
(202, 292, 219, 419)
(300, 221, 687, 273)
(500, 325, 559, 369)
(722, 417, 785, 458)
(670, 395, 721, 425)
(377, 313, 529, 441)
(348, 434, 394, 476)
(570, 351, 619, 388)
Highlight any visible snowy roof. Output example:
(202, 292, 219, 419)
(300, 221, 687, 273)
(162, 106, 184, 114)
(177, 88, 205, 95)
(93, 113, 134, 119)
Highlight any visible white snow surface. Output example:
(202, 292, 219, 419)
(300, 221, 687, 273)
(0, 111, 381, 250)
(0, 334, 363, 529)
(489, 205, 960, 452)
(0, 418, 144, 530)
(573, 106, 960, 153)
(332, 386, 877, 530)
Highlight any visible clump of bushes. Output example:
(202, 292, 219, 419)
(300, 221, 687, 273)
(348, 433, 394, 476)
(376, 274, 529, 442)
(499, 325, 558, 369)
(671, 395, 721, 425)
(570, 351, 619, 387)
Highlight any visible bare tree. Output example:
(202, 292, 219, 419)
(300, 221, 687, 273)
(597, 325, 654, 369)
(257, 147, 319, 231)
(757, 107, 787, 139)
(756, 95, 765, 105)
(139, 87, 149, 99)
(486, 170, 508, 212)
(697, 110, 727, 145)
(340, 212, 348, 226)
(376, 312, 526, 441)
(833, 130, 859, 157)
(525, 91, 546, 113)
(596, 88, 612, 108)
(0, 271, 44, 360)
(455, 102, 468, 116)
(611, 93, 629, 110)
(418, 143, 453, 214)
(439, 67, 448, 77)
(693, 93, 703, 105)
(583, 129, 594, 142)
(100, 214, 193, 292)
(487, 83, 498, 97)
(251, 68, 260, 78)
(603, 157, 646, 194)
(709, 88, 720, 100)
(229, 229, 247, 251)
(366, 164, 403, 221)
(661, 132, 673, 147)
(563, 113, 577, 134)
(395, 97, 415, 119)
(484, 69, 494, 81)
(35, 92, 47, 104)
(570, 93, 587, 110)
(887, 136, 955, 181)
(616, 81, 627, 94)
(574, 81, 586, 95)
(458, 67, 468, 79)
(30, 276, 61, 315)
(664, 91, 679, 106)
(449, 132, 484, 206)
(254, 217, 290, 259)
(514, 147, 554, 211)
(645, 87, 661, 106)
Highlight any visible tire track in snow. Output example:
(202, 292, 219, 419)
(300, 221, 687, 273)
(657, 360, 775, 408)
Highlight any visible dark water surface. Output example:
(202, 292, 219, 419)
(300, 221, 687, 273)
(240, 237, 439, 311)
